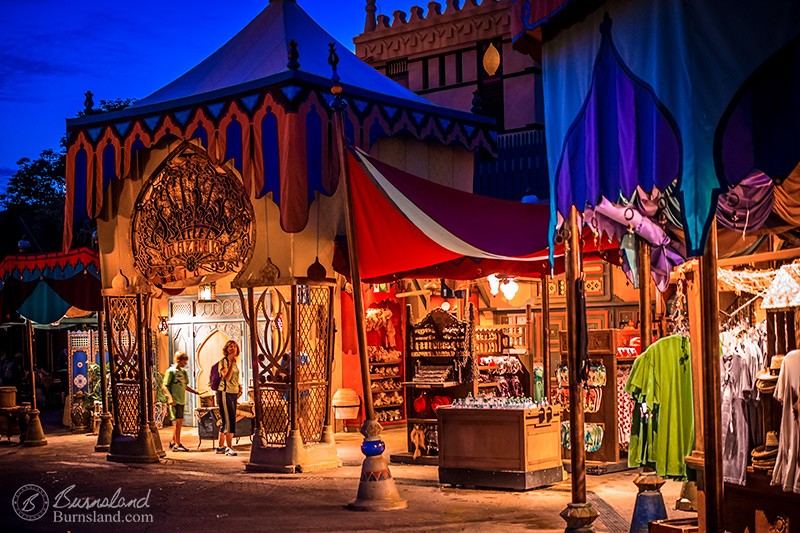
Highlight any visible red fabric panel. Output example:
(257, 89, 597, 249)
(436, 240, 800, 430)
(363, 154, 551, 257)
(339, 290, 358, 356)
(279, 112, 309, 232)
(348, 152, 462, 280)
(0, 248, 100, 280)
(0, 278, 37, 322)
(333, 229, 619, 283)
(48, 277, 103, 312)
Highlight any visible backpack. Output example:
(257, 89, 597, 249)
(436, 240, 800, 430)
(209, 360, 222, 391)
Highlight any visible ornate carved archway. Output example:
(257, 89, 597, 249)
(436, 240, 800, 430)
(105, 142, 255, 463)
(131, 141, 255, 286)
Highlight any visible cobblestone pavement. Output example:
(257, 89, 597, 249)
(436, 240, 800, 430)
(0, 412, 694, 532)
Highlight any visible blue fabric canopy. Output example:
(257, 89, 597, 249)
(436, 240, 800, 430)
(540, 0, 800, 257)
(0, 248, 102, 324)
(135, 0, 431, 109)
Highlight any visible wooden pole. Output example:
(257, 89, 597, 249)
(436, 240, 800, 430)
(540, 274, 551, 403)
(561, 207, 598, 528)
(565, 207, 587, 504)
(330, 65, 406, 510)
(27, 320, 37, 411)
(97, 311, 108, 413)
(699, 220, 724, 532)
(638, 238, 652, 350)
(334, 113, 374, 422)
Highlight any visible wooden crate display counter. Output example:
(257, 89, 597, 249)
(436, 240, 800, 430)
(437, 405, 563, 490)
(390, 305, 474, 465)
(558, 328, 638, 474)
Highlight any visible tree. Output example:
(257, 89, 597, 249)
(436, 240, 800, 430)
(77, 97, 138, 117)
(1, 148, 65, 214)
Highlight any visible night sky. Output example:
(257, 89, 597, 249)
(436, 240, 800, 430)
(0, 0, 417, 194)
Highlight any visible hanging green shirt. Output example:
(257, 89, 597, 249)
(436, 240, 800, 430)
(625, 335, 695, 479)
(163, 365, 189, 406)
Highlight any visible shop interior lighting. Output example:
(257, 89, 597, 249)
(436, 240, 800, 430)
(157, 315, 169, 335)
(487, 274, 500, 295)
(500, 278, 519, 301)
(198, 281, 217, 303)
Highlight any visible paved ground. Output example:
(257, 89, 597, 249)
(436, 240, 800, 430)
(0, 411, 695, 532)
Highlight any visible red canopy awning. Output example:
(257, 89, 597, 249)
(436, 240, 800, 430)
(333, 149, 617, 283)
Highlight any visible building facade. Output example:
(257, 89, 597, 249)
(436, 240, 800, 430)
(354, 0, 548, 201)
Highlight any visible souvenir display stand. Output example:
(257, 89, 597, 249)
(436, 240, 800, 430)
(723, 306, 800, 531)
(558, 328, 638, 474)
(437, 404, 563, 490)
(390, 306, 474, 465)
(366, 300, 405, 425)
(474, 324, 533, 399)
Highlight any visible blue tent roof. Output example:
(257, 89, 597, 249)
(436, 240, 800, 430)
(135, 0, 431, 109)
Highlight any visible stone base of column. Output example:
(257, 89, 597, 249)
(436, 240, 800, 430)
(560, 502, 599, 532)
(107, 425, 159, 463)
(94, 413, 113, 452)
(22, 409, 48, 447)
(348, 419, 407, 512)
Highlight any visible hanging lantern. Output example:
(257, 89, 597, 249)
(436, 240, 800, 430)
(157, 316, 169, 335)
(500, 278, 519, 301)
(198, 282, 216, 303)
(487, 274, 501, 296)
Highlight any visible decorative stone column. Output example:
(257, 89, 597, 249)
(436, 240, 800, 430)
(104, 274, 159, 464)
(236, 279, 339, 473)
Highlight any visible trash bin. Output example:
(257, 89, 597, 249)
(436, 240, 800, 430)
(332, 389, 360, 431)
(0, 387, 16, 408)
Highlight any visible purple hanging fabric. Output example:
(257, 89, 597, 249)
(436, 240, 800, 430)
(716, 171, 774, 233)
(554, 15, 681, 219)
(586, 199, 685, 292)
(716, 34, 800, 186)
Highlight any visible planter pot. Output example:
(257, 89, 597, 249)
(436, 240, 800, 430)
(70, 399, 91, 431)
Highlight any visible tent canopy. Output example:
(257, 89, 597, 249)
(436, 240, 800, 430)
(63, 0, 494, 249)
(135, 0, 431, 110)
(333, 149, 616, 283)
(0, 247, 102, 324)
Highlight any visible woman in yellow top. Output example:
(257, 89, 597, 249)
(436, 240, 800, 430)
(216, 340, 241, 456)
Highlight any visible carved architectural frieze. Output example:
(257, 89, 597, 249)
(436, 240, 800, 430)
(355, 0, 512, 62)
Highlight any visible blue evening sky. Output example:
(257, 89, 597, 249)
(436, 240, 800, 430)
(0, 0, 418, 193)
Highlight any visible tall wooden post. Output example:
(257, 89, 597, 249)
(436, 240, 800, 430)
(331, 64, 406, 510)
(541, 274, 551, 403)
(95, 310, 114, 452)
(560, 207, 598, 531)
(23, 319, 47, 446)
(638, 239, 652, 350)
(699, 221, 724, 532)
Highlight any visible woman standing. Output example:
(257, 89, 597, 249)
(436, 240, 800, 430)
(216, 340, 241, 456)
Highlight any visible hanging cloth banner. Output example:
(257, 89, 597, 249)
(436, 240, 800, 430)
(541, 0, 800, 257)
